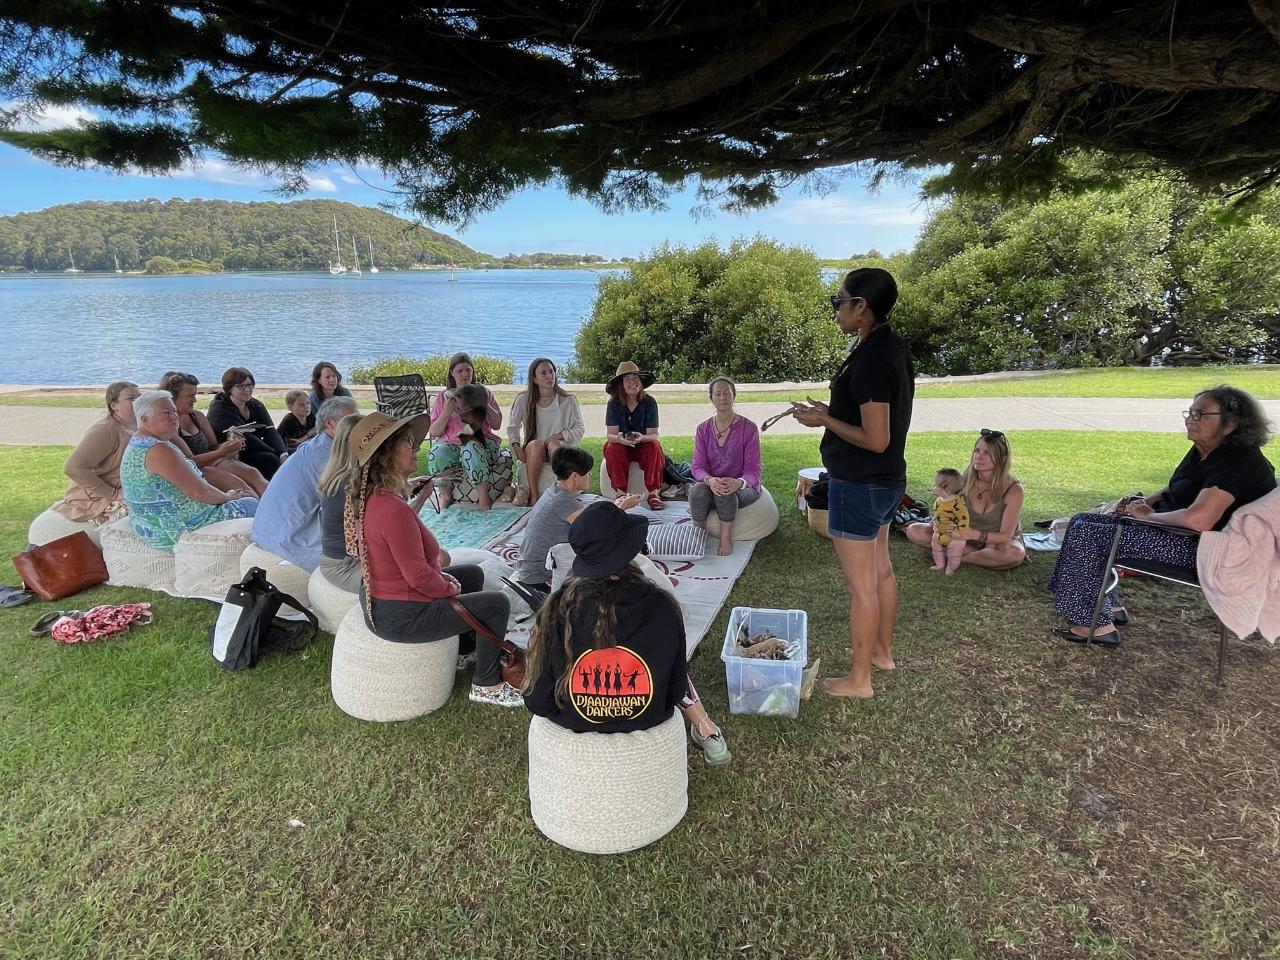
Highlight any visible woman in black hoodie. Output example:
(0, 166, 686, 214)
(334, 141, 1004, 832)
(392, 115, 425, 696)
(522, 501, 731, 765)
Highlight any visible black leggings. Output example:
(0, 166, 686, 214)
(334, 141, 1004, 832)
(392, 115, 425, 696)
(367, 564, 511, 687)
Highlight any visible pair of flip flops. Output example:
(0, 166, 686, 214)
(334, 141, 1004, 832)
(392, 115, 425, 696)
(30, 610, 82, 636)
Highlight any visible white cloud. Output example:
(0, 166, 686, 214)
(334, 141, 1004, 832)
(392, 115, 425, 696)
(339, 173, 362, 185)
(308, 176, 338, 193)
(2, 101, 98, 132)
(164, 158, 272, 188)
(771, 195, 929, 228)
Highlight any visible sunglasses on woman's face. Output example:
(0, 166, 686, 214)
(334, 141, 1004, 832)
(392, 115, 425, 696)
(830, 295, 864, 313)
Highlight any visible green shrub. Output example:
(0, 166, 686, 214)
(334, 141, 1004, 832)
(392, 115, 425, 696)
(570, 237, 846, 382)
(144, 255, 180, 274)
(349, 354, 515, 385)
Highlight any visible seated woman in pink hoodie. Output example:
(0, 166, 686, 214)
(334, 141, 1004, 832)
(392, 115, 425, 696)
(689, 377, 763, 556)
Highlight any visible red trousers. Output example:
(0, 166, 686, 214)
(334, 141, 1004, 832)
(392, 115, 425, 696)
(603, 440, 665, 493)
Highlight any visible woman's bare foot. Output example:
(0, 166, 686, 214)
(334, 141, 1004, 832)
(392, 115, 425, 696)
(871, 654, 896, 671)
(929, 564, 944, 571)
(718, 535, 733, 557)
(438, 489, 453, 510)
(820, 676, 874, 698)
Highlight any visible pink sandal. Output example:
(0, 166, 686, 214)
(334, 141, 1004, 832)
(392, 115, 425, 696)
(647, 493, 665, 511)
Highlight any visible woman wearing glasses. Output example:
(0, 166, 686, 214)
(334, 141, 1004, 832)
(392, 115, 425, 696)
(207, 367, 288, 479)
(903, 429, 1026, 569)
(1048, 385, 1274, 646)
(791, 268, 914, 699)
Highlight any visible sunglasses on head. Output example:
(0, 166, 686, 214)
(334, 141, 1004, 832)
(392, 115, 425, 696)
(980, 428, 1004, 440)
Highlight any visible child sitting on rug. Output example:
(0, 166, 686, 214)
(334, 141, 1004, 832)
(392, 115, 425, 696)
(514, 446, 640, 604)
(930, 467, 970, 574)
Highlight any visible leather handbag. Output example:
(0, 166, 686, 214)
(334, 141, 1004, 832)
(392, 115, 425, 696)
(12, 531, 109, 603)
(447, 595, 525, 687)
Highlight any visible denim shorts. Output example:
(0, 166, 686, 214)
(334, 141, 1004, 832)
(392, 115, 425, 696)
(827, 477, 903, 541)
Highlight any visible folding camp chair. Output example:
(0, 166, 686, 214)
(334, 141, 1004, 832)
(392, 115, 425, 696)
(373, 374, 430, 419)
(1087, 516, 1230, 683)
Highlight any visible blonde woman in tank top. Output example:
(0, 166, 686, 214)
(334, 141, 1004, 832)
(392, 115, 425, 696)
(905, 429, 1025, 569)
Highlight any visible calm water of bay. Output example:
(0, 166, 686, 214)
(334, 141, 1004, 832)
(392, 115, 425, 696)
(0, 269, 608, 384)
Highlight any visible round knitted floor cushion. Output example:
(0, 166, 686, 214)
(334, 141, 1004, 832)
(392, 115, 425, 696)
(702, 485, 780, 541)
(238, 543, 313, 600)
(309, 566, 359, 633)
(599, 462, 648, 499)
(100, 517, 175, 592)
(330, 606, 459, 721)
(28, 506, 104, 547)
(516, 460, 556, 495)
(172, 517, 253, 599)
(527, 711, 688, 854)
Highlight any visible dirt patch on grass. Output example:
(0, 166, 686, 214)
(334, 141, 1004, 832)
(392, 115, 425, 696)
(929, 582, 1280, 959)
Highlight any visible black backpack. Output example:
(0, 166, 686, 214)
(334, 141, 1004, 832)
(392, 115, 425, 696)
(208, 567, 318, 671)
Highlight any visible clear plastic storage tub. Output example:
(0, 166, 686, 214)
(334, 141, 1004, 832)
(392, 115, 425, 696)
(720, 607, 808, 718)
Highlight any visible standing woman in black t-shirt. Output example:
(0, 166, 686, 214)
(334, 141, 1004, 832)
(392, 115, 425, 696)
(1048, 385, 1275, 647)
(792, 268, 915, 699)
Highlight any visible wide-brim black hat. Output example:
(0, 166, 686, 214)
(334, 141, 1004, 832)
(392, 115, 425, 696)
(569, 501, 649, 578)
(605, 360, 656, 398)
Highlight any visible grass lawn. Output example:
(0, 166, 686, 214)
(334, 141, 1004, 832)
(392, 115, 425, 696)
(2, 433, 1277, 959)
(4, 363, 1278, 409)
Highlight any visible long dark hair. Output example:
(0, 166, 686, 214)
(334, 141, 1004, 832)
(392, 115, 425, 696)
(523, 566, 647, 706)
(310, 361, 343, 402)
(522, 357, 569, 445)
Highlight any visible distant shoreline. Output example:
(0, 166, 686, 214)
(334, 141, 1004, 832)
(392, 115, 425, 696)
(0, 264, 633, 277)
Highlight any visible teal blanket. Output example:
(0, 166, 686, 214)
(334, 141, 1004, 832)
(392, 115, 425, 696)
(415, 505, 527, 552)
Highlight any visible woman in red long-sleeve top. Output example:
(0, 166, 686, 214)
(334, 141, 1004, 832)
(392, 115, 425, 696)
(345, 411, 523, 708)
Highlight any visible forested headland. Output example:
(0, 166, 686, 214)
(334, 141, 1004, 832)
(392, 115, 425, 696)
(0, 199, 604, 272)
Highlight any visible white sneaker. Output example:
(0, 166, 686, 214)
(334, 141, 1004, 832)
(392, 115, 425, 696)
(468, 682, 524, 708)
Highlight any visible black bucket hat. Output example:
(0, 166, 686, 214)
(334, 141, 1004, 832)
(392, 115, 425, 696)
(568, 501, 649, 578)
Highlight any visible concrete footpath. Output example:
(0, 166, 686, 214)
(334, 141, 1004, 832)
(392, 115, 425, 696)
(6, 397, 1279, 446)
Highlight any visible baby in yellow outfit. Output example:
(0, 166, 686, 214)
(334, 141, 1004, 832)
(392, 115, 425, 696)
(931, 468, 970, 574)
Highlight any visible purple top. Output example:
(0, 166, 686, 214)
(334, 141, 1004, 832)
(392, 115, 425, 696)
(692, 416, 762, 491)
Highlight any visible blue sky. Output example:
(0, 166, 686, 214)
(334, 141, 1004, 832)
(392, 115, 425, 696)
(0, 107, 936, 260)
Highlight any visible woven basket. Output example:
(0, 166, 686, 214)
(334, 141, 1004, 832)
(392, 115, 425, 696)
(28, 507, 103, 548)
(330, 606, 458, 721)
(806, 505, 833, 540)
(101, 517, 176, 590)
(308, 566, 359, 633)
(173, 517, 253, 599)
(527, 711, 688, 854)
(238, 542, 313, 600)
(703, 485, 780, 542)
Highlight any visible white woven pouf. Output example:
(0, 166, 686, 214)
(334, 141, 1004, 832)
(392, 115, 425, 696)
(100, 517, 176, 592)
(516, 460, 556, 496)
(309, 566, 359, 633)
(703, 485, 780, 541)
(172, 517, 253, 599)
(239, 543, 313, 600)
(330, 606, 459, 721)
(28, 507, 104, 547)
(527, 711, 688, 854)
(599, 462, 648, 499)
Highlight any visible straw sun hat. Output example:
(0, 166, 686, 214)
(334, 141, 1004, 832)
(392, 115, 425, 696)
(605, 360, 656, 398)
(351, 412, 430, 465)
